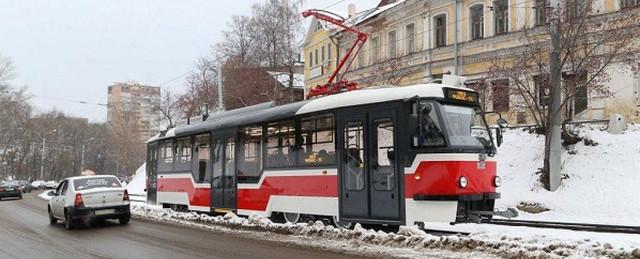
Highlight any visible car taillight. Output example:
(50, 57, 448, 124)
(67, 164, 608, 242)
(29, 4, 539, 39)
(123, 189, 129, 202)
(0, 188, 4, 192)
(74, 193, 85, 208)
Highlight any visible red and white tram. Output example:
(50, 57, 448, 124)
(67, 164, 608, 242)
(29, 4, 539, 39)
(146, 83, 506, 227)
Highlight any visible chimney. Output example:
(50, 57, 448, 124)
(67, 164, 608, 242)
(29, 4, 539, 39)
(348, 4, 356, 18)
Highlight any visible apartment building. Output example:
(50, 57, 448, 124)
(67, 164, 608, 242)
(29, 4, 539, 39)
(107, 81, 161, 141)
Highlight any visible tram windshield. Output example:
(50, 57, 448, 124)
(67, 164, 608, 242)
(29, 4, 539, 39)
(415, 101, 494, 153)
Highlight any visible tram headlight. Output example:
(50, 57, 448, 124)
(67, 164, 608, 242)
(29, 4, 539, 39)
(458, 176, 468, 188)
(493, 176, 502, 187)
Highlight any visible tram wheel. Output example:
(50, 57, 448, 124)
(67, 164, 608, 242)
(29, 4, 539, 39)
(332, 216, 353, 229)
(283, 212, 300, 224)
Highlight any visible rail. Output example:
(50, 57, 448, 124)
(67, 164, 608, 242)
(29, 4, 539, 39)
(485, 219, 640, 234)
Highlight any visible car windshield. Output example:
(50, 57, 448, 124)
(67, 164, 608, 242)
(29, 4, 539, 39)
(73, 177, 122, 191)
(440, 105, 493, 149)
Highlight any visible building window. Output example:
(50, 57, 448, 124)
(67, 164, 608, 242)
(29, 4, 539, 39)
(308, 52, 312, 67)
(358, 51, 365, 68)
(434, 14, 447, 47)
(494, 0, 509, 35)
(470, 5, 484, 40)
(300, 114, 335, 166)
(405, 23, 415, 53)
(265, 120, 296, 168)
(534, 74, 550, 107)
(321, 46, 325, 63)
(621, 0, 640, 8)
(327, 44, 331, 62)
(237, 126, 262, 183)
(314, 49, 318, 65)
(492, 79, 510, 112)
(535, 0, 548, 25)
(388, 30, 397, 58)
(370, 36, 380, 64)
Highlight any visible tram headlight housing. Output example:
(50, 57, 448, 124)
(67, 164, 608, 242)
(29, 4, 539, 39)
(493, 176, 502, 187)
(458, 176, 468, 188)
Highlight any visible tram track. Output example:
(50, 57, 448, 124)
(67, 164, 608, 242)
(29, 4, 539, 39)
(484, 219, 640, 234)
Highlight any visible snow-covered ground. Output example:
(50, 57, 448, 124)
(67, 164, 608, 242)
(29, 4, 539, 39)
(131, 203, 640, 258)
(495, 124, 640, 225)
(125, 163, 147, 202)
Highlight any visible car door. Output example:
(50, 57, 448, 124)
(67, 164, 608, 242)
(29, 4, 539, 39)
(52, 181, 66, 218)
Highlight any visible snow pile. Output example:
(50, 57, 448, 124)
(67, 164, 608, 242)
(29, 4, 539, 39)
(37, 190, 52, 201)
(495, 124, 640, 225)
(125, 163, 146, 201)
(131, 203, 640, 258)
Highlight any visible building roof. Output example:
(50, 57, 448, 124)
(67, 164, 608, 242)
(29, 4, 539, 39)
(267, 71, 305, 89)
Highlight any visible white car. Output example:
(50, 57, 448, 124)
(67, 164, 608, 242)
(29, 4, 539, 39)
(47, 175, 131, 230)
(44, 181, 58, 189)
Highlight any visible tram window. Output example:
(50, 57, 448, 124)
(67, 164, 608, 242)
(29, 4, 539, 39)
(161, 141, 174, 164)
(238, 126, 262, 183)
(212, 138, 224, 188)
(194, 134, 211, 183)
(418, 102, 446, 147)
(224, 137, 236, 188)
(344, 121, 365, 191)
(300, 114, 335, 166)
(266, 120, 296, 168)
(178, 138, 192, 163)
(374, 119, 395, 191)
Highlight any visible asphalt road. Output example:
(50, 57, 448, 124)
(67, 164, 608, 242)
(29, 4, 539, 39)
(0, 193, 362, 259)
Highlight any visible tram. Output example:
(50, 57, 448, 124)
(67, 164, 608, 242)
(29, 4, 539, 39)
(145, 82, 506, 227)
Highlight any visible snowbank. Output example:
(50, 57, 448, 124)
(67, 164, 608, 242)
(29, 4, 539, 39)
(131, 203, 640, 258)
(126, 163, 146, 201)
(495, 124, 640, 225)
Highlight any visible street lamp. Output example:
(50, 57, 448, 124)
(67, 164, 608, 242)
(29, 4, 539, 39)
(40, 129, 57, 180)
(81, 137, 95, 173)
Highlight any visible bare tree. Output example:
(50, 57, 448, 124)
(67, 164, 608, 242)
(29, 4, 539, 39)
(157, 88, 180, 129)
(363, 56, 416, 86)
(0, 53, 16, 85)
(176, 57, 218, 119)
(215, 15, 258, 66)
(107, 101, 145, 176)
(485, 0, 640, 189)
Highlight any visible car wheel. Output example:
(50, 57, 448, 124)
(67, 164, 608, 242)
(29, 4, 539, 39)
(119, 215, 131, 225)
(48, 207, 57, 225)
(64, 211, 74, 230)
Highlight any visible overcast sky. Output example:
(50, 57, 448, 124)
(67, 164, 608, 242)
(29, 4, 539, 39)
(0, 0, 378, 122)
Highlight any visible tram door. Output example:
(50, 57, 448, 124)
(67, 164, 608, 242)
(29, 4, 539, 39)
(338, 108, 400, 222)
(211, 131, 237, 213)
(146, 142, 158, 204)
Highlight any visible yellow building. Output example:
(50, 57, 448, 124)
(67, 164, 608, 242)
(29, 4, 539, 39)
(330, 0, 640, 123)
(301, 17, 340, 95)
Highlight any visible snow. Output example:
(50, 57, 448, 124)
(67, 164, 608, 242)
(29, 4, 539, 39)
(296, 83, 468, 115)
(131, 203, 640, 258)
(495, 124, 640, 225)
(125, 163, 147, 202)
(267, 71, 305, 89)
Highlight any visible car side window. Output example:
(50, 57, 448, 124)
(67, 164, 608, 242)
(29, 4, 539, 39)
(60, 181, 68, 195)
(55, 182, 64, 195)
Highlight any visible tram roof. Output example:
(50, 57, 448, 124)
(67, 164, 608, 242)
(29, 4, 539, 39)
(150, 83, 470, 141)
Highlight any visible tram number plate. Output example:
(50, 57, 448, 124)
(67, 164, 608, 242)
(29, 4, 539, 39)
(95, 209, 115, 216)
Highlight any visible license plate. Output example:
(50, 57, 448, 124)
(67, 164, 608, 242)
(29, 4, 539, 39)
(95, 209, 115, 216)
(6, 188, 13, 191)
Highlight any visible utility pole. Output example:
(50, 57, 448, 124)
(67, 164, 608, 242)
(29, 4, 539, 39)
(40, 129, 56, 180)
(217, 62, 225, 111)
(81, 137, 95, 173)
(548, 0, 562, 191)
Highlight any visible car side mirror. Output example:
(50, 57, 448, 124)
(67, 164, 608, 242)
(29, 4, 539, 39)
(496, 118, 509, 128)
(494, 127, 503, 147)
(47, 190, 56, 197)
